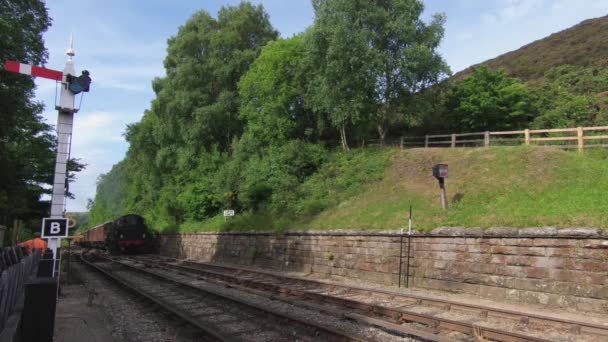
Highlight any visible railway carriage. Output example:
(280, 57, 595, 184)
(79, 214, 156, 253)
(81, 221, 111, 248)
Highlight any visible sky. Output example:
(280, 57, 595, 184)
(33, 0, 608, 212)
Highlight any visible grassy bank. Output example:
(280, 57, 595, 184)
(182, 146, 608, 232)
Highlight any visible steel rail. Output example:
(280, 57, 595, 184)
(140, 256, 608, 341)
(78, 254, 228, 341)
(101, 255, 373, 342)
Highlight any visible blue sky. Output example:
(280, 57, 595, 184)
(34, 0, 608, 211)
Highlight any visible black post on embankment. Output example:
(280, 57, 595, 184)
(398, 233, 404, 288)
(405, 231, 412, 288)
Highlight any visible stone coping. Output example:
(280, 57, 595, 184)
(162, 227, 608, 239)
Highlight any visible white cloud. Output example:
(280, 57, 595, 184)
(65, 110, 141, 211)
(72, 111, 140, 147)
(443, 0, 608, 72)
(481, 0, 546, 26)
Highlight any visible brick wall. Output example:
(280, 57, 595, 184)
(160, 227, 608, 313)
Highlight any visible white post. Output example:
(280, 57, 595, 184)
(48, 37, 77, 277)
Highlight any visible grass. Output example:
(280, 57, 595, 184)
(181, 146, 608, 232)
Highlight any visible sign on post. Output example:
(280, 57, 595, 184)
(432, 164, 448, 179)
(41, 218, 69, 238)
(432, 164, 449, 211)
(223, 210, 235, 222)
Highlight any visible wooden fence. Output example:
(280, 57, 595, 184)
(400, 126, 608, 152)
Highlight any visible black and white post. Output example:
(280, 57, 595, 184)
(47, 38, 77, 276)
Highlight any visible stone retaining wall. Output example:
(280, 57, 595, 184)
(159, 227, 608, 313)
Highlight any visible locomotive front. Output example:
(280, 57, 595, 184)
(110, 214, 149, 252)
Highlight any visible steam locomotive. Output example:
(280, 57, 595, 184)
(77, 214, 157, 253)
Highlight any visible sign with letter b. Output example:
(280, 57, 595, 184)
(42, 218, 69, 238)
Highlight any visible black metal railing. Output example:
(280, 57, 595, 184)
(0, 247, 41, 334)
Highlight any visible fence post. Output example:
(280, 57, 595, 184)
(577, 127, 584, 152)
(451, 134, 456, 148)
(524, 129, 531, 145)
(484, 131, 490, 147)
(424, 135, 429, 148)
(400, 137, 404, 150)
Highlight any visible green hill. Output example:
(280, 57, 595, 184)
(194, 147, 608, 232)
(455, 15, 608, 81)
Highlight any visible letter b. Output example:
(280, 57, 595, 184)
(50, 222, 61, 234)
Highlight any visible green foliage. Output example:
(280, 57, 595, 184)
(239, 35, 322, 146)
(444, 66, 536, 131)
(307, 0, 376, 150)
(531, 65, 608, 128)
(212, 139, 328, 216)
(307, 0, 449, 148)
(446, 16, 608, 132)
(0, 0, 85, 224)
(89, 3, 608, 234)
(86, 3, 279, 231)
(86, 162, 129, 228)
(195, 147, 394, 232)
(294, 148, 393, 217)
(0, 0, 52, 222)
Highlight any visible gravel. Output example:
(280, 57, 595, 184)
(71, 261, 201, 342)
(124, 260, 425, 342)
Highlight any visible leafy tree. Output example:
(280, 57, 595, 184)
(89, 3, 278, 229)
(533, 94, 598, 128)
(0, 0, 84, 225)
(366, 0, 449, 144)
(155, 3, 278, 156)
(444, 66, 536, 131)
(307, 0, 449, 149)
(239, 34, 323, 147)
(231, 140, 327, 214)
(86, 162, 129, 226)
(307, 0, 377, 150)
(0, 0, 52, 222)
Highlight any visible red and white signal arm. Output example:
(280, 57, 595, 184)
(4, 60, 63, 81)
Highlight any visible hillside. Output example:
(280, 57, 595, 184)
(192, 147, 608, 232)
(455, 15, 608, 81)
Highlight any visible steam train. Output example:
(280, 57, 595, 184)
(76, 214, 157, 253)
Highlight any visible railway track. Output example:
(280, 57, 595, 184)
(79, 253, 418, 342)
(128, 255, 608, 342)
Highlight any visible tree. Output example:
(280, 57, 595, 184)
(89, 3, 279, 229)
(86, 162, 129, 226)
(444, 66, 536, 131)
(0, 0, 56, 223)
(239, 34, 322, 147)
(307, 1, 376, 151)
(366, 0, 450, 145)
(307, 0, 449, 149)
(156, 3, 278, 156)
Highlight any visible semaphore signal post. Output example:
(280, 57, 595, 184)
(4, 37, 91, 277)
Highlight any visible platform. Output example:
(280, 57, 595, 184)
(54, 283, 116, 342)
